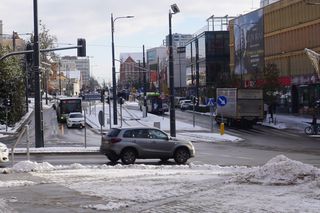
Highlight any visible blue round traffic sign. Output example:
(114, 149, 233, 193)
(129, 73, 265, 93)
(217, 96, 227, 107)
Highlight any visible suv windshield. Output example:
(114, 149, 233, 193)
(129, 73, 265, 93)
(107, 128, 121, 137)
(70, 114, 83, 118)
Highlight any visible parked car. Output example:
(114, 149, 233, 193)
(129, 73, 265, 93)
(174, 97, 186, 108)
(0, 142, 9, 163)
(66, 112, 85, 128)
(180, 100, 192, 110)
(100, 127, 195, 164)
(162, 103, 169, 113)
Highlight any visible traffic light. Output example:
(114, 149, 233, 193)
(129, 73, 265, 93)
(77, 38, 86, 57)
(26, 42, 33, 64)
(119, 97, 124, 105)
(7, 98, 11, 107)
(192, 96, 198, 105)
(100, 89, 105, 102)
(2, 97, 12, 107)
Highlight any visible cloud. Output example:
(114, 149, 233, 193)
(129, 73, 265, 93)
(0, 0, 259, 82)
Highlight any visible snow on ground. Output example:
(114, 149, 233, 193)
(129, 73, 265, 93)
(85, 101, 243, 143)
(1, 155, 320, 212)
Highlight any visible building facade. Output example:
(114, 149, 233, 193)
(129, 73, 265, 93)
(165, 33, 194, 93)
(60, 56, 90, 89)
(185, 31, 230, 100)
(119, 56, 141, 89)
(230, 0, 320, 114)
(146, 47, 167, 93)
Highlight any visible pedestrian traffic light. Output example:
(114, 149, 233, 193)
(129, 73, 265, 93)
(77, 38, 86, 57)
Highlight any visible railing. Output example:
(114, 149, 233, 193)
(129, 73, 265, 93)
(11, 125, 30, 166)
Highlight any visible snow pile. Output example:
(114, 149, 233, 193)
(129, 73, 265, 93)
(230, 155, 320, 185)
(12, 161, 55, 172)
(83, 202, 130, 211)
(0, 180, 36, 188)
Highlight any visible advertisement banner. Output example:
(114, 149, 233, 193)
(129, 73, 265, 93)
(234, 9, 264, 76)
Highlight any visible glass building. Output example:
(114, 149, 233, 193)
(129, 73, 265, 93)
(185, 31, 230, 100)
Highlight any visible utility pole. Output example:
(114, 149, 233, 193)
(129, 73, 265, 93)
(168, 10, 176, 137)
(143, 45, 147, 117)
(33, 0, 44, 147)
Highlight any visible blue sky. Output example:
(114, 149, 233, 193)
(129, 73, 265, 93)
(0, 0, 260, 84)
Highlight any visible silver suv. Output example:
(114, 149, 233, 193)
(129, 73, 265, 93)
(100, 127, 195, 164)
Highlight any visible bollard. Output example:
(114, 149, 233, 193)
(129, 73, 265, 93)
(220, 123, 224, 135)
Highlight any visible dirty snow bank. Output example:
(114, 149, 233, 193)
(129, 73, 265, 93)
(12, 161, 55, 172)
(230, 155, 320, 185)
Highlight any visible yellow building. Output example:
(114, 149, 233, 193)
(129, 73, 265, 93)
(230, 0, 320, 113)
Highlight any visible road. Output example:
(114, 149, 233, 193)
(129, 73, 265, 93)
(4, 104, 320, 167)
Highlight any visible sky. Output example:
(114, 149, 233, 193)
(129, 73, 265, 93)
(0, 0, 260, 84)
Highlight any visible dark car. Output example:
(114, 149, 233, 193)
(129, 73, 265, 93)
(100, 127, 195, 164)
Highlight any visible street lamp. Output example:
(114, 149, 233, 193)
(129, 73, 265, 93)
(168, 3, 180, 137)
(111, 13, 134, 125)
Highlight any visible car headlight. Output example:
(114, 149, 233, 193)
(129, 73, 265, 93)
(0, 148, 8, 152)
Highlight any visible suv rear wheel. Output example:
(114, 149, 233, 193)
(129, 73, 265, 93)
(174, 148, 190, 164)
(121, 148, 137, 164)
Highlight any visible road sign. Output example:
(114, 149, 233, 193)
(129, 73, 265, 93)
(207, 98, 215, 106)
(84, 94, 101, 101)
(217, 96, 227, 107)
(98, 110, 104, 126)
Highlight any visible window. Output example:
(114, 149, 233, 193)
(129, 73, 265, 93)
(123, 130, 134, 138)
(148, 129, 168, 140)
(136, 129, 149, 138)
(107, 128, 121, 137)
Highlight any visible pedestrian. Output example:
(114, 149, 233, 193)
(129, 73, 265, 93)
(264, 103, 268, 121)
(268, 103, 274, 122)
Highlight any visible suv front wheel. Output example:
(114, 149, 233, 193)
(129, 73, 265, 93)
(121, 148, 137, 164)
(174, 148, 190, 164)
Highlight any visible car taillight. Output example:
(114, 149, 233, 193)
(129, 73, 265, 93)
(110, 138, 122, 143)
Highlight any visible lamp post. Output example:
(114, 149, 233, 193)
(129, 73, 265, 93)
(168, 4, 180, 137)
(111, 14, 134, 125)
(33, 0, 44, 147)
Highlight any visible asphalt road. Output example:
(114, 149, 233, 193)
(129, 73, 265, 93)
(3, 105, 320, 167)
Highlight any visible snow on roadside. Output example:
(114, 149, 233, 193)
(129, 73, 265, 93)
(229, 155, 320, 185)
(1, 155, 320, 212)
(12, 161, 55, 172)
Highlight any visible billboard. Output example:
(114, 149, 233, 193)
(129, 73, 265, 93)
(234, 9, 264, 76)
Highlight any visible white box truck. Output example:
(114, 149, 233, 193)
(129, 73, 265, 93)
(215, 88, 264, 126)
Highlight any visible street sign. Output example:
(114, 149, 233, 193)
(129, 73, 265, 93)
(207, 98, 215, 106)
(177, 46, 186, 53)
(98, 110, 104, 126)
(217, 96, 227, 107)
(84, 94, 101, 101)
